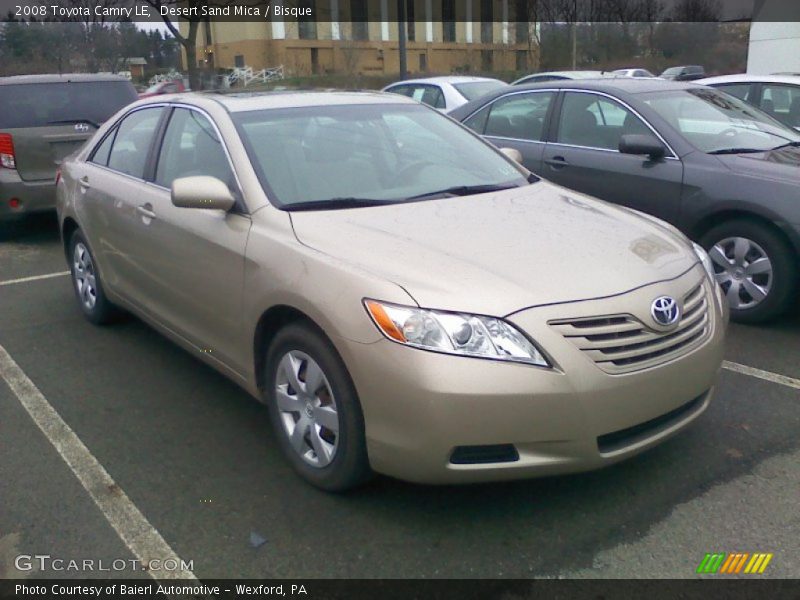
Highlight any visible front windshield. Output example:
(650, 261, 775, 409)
(233, 103, 529, 208)
(641, 88, 800, 153)
(453, 81, 507, 101)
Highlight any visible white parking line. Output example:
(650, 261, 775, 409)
(0, 343, 197, 581)
(0, 271, 69, 287)
(723, 360, 800, 391)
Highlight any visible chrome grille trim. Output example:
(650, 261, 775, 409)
(550, 283, 712, 374)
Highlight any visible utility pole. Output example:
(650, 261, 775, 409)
(571, 0, 577, 70)
(398, 0, 408, 80)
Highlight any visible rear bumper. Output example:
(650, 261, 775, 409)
(0, 170, 56, 219)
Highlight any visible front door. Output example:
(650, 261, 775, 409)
(542, 91, 684, 224)
(134, 107, 250, 373)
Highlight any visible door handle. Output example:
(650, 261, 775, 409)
(544, 156, 568, 169)
(136, 204, 157, 221)
(78, 176, 91, 189)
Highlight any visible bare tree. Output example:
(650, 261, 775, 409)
(671, 0, 721, 21)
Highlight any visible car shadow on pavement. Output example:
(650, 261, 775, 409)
(0, 213, 60, 244)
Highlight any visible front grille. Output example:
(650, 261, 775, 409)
(450, 444, 519, 465)
(597, 392, 707, 454)
(550, 283, 711, 374)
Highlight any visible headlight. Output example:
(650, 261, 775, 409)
(693, 242, 716, 282)
(364, 299, 550, 367)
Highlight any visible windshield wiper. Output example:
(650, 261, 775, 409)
(707, 147, 766, 155)
(405, 183, 520, 201)
(770, 141, 800, 151)
(283, 197, 397, 211)
(46, 118, 101, 128)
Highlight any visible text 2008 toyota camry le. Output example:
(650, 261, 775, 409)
(56, 92, 727, 490)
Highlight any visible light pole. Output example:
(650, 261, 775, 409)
(398, 0, 408, 79)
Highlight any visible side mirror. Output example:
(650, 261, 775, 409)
(500, 147, 524, 164)
(619, 134, 667, 159)
(171, 176, 235, 211)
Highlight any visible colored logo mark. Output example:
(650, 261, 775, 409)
(697, 552, 773, 574)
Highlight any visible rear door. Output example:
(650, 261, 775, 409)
(77, 106, 167, 303)
(542, 90, 684, 223)
(0, 81, 137, 182)
(463, 90, 556, 174)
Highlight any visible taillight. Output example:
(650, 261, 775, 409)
(0, 133, 15, 169)
(55, 169, 61, 185)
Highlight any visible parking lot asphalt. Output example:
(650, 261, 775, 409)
(1, 215, 799, 580)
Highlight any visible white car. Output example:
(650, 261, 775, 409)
(697, 73, 800, 130)
(511, 70, 620, 86)
(612, 68, 656, 78)
(382, 76, 508, 112)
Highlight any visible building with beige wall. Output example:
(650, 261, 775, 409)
(180, 0, 539, 77)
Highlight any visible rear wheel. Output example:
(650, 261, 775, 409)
(264, 323, 371, 491)
(700, 220, 797, 323)
(69, 230, 120, 325)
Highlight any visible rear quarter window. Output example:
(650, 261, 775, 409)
(0, 81, 137, 129)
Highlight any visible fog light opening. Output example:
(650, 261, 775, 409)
(450, 444, 519, 465)
(9, 197, 21, 209)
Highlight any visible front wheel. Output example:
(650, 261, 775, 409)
(700, 220, 797, 323)
(264, 323, 371, 492)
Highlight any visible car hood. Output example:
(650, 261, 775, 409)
(715, 145, 800, 182)
(289, 183, 697, 316)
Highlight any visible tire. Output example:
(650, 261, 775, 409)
(264, 322, 371, 492)
(700, 220, 797, 323)
(68, 230, 121, 325)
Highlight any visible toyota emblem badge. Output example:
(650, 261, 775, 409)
(651, 296, 680, 326)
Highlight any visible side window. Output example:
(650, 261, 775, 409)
(421, 86, 445, 109)
(386, 85, 412, 97)
(557, 92, 651, 151)
(761, 84, 800, 128)
(716, 83, 752, 103)
(463, 104, 491, 134)
(155, 108, 234, 190)
(90, 128, 116, 166)
(107, 108, 163, 178)
(484, 92, 554, 141)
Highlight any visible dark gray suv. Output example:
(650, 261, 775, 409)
(1, 74, 137, 222)
(451, 79, 800, 323)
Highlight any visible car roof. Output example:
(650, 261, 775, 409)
(149, 90, 418, 112)
(385, 76, 503, 86)
(697, 74, 800, 86)
(521, 70, 612, 79)
(0, 73, 130, 85)
(510, 77, 695, 94)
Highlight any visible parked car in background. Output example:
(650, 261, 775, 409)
(613, 68, 657, 78)
(0, 74, 137, 221)
(139, 80, 186, 98)
(512, 70, 617, 85)
(57, 91, 726, 490)
(382, 76, 507, 111)
(660, 65, 706, 81)
(451, 79, 800, 322)
(697, 74, 800, 131)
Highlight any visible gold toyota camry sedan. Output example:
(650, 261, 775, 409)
(57, 92, 728, 491)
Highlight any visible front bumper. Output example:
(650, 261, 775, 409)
(0, 169, 56, 219)
(336, 267, 726, 484)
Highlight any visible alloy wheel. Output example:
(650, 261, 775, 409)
(73, 242, 97, 311)
(708, 236, 773, 310)
(275, 350, 340, 468)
